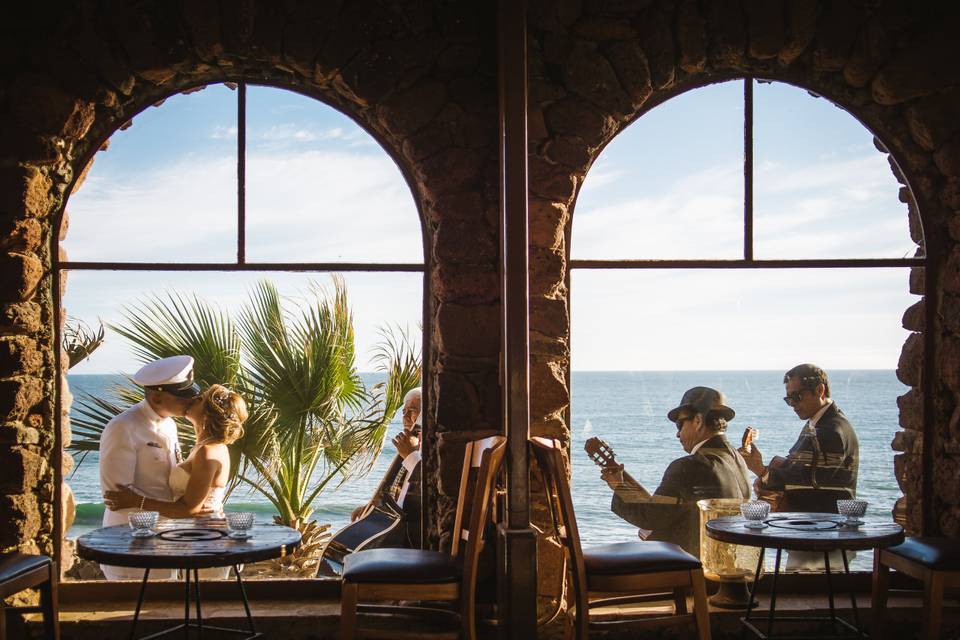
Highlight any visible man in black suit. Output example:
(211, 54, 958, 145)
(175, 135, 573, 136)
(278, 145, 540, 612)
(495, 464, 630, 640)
(350, 387, 422, 547)
(738, 364, 859, 570)
(601, 387, 751, 556)
(738, 364, 859, 512)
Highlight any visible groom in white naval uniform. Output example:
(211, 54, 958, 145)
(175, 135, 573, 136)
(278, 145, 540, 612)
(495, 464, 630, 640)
(98, 355, 200, 580)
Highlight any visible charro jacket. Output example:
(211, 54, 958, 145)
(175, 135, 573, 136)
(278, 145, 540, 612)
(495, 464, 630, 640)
(611, 434, 751, 556)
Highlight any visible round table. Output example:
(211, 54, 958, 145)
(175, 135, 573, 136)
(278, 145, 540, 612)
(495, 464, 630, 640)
(78, 519, 301, 640)
(706, 513, 904, 639)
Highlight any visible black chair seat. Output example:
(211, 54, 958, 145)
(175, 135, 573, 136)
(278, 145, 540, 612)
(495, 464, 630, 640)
(584, 541, 701, 577)
(0, 553, 50, 589)
(343, 548, 461, 584)
(886, 537, 960, 570)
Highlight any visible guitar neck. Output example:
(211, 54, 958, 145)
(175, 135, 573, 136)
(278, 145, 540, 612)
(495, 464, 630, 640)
(616, 470, 651, 500)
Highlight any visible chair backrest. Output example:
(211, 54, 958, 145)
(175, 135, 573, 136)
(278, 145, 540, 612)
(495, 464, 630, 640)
(530, 437, 589, 617)
(453, 436, 507, 611)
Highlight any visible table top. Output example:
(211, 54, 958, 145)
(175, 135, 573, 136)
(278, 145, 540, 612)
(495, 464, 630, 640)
(705, 512, 904, 552)
(77, 518, 302, 569)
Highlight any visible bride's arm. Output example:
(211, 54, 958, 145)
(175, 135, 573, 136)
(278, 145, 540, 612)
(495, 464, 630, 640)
(104, 448, 221, 518)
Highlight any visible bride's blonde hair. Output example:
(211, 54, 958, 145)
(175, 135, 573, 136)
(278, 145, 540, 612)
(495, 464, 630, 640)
(199, 384, 247, 445)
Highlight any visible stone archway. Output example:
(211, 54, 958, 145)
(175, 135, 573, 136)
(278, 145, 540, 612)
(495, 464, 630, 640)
(523, 0, 959, 537)
(0, 2, 500, 560)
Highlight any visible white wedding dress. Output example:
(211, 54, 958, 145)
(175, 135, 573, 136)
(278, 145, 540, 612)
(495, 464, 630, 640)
(168, 465, 227, 516)
(168, 464, 232, 579)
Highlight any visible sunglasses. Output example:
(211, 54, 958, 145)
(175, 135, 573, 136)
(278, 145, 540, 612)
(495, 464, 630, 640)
(782, 389, 810, 406)
(675, 415, 695, 430)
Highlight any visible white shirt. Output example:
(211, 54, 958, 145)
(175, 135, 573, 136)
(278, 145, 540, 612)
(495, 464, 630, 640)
(99, 399, 180, 527)
(690, 438, 710, 456)
(808, 399, 834, 429)
(396, 450, 421, 508)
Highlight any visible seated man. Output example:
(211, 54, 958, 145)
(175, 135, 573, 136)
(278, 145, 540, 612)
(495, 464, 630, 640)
(350, 387, 422, 547)
(738, 364, 859, 571)
(600, 386, 751, 556)
(738, 364, 859, 512)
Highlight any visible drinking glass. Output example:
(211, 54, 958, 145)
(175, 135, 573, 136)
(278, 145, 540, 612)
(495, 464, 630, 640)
(226, 511, 256, 539)
(740, 500, 771, 529)
(836, 499, 868, 526)
(128, 511, 159, 538)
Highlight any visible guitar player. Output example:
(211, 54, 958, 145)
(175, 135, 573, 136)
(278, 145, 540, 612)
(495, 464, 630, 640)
(598, 387, 751, 557)
(350, 387, 423, 548)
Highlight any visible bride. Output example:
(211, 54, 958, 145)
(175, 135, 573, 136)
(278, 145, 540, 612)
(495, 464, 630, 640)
(103, 384, 246, 519)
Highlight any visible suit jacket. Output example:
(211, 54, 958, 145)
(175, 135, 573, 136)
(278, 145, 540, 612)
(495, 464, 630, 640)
(760, 402, 859, 512)
(611, 434, 751, 556)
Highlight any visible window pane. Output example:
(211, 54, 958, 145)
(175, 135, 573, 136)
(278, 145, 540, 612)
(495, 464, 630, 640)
(573, 80, 745, 260)
(64, 84, 238, 263)
(569, 267, 914, 571)
(245, 86, 423, 263)
(62, 269, 422, 579)
(753, 81, 916, 259)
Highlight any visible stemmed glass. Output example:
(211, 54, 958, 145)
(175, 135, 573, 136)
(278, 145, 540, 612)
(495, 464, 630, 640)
(128, 511, 159, 538)
(226, 512, 256, 539)
(837, 499, 868, 526)
(740, 500, 771, 529)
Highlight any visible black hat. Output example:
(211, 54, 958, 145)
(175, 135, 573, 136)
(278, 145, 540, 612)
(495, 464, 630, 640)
(667, 386, 735, 423)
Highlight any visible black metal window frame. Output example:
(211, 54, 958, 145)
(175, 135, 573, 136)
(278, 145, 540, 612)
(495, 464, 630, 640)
(570, 77, 925, 271)
(52, 81, 427, 571)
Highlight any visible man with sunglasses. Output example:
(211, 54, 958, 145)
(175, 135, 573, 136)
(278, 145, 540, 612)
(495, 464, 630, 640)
(600, 387, 751, 556)
(739, 363, 859, 514)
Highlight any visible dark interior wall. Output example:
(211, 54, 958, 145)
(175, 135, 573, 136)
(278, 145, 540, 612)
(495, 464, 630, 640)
(0, 0, 958, 576)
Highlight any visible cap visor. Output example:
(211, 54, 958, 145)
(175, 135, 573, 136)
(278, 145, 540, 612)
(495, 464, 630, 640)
(167, 383, 201, 398)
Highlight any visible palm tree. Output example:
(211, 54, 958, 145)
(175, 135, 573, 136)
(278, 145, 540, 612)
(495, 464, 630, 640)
(69, 277, 421, 534)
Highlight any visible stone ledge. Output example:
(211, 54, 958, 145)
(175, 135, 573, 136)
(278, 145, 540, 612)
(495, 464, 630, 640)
(19, 591, 960, 640)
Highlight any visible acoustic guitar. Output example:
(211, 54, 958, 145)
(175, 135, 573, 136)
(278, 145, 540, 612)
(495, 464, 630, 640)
(583, 436, 651, 500)
(316, 452, 411, 578)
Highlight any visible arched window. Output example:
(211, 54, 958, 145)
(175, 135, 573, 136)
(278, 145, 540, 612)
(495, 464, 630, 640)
(569, 79, 921, 572)
(58, 83, 424, 580)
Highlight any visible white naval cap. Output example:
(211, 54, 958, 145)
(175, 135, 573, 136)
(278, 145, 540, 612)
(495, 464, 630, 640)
(133, 355, 201, 398)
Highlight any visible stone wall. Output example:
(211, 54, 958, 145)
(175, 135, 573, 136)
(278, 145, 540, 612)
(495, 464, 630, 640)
(0, 0, 959, 590)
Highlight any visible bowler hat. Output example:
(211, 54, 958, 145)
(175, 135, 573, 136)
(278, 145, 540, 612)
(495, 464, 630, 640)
(667, 386, 735, 423)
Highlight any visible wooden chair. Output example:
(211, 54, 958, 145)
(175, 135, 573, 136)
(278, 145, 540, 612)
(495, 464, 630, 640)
(0, 553, 59, 640)
(530, 437, 710, 640)
(872, 537, 960, 639)
(340, 435, 506, 640)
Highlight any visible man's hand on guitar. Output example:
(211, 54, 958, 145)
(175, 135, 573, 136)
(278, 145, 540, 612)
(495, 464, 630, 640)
(392, 431, 420, 459)
(351, 503, 370, 522)
(738, 426, 766, 477)
(600, 463, 625, 490)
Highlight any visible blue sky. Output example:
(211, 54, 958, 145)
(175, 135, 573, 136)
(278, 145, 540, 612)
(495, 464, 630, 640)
(63, 80, 918, 373)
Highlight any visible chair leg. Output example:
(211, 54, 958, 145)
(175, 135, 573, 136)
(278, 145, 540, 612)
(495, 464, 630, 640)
(690, 570, 712, 640)
(460, 592, 476, 640)
(871, 552, 890, 640)
(41, 562, 60, 640)
(673, 586, 688, 615)
(340, 582, 358, 640)
(922, 572, 944, 640)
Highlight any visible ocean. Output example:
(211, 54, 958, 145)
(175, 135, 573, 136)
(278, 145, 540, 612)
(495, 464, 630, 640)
(66, 370, 905, 572)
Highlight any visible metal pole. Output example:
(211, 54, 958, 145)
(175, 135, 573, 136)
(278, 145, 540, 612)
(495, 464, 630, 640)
(497, 0, 538, 636)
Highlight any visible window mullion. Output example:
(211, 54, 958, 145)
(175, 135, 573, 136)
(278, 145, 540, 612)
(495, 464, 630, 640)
(238, 82, 247, 264)
(744, 77, 754, 261)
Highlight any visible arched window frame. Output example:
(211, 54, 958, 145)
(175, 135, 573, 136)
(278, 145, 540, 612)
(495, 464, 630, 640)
(567, 76, 932, 547)
(51, 81, 428, 577)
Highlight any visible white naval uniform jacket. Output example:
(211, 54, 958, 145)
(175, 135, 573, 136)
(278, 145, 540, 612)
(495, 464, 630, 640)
(98, 399, 180, 580)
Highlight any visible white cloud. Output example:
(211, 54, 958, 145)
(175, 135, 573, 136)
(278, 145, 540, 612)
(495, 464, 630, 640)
(210, 125, 237, 139)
